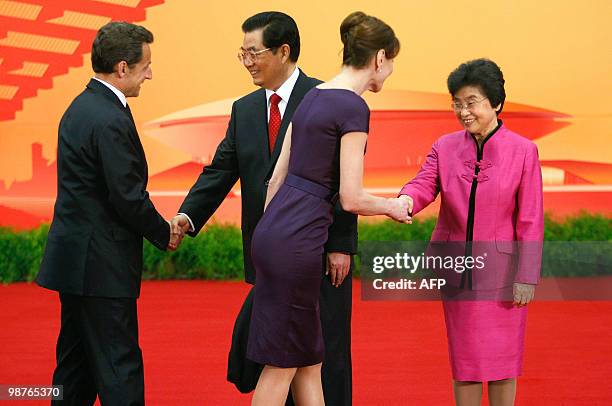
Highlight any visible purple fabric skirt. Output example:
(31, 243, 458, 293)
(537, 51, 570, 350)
(247, 179, 333, 368)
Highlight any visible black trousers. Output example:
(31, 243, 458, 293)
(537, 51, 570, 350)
(228, 264, 353, 406)
(51, 293, 144, 406)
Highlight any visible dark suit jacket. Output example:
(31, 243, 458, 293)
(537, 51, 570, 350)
(36, 79, 170, 298)
(179, 70, 358, 284)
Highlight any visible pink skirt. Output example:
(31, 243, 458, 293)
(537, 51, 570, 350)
(443, 300, 527, 382)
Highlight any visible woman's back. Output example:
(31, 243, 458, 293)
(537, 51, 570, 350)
(289, 88, 370, 191)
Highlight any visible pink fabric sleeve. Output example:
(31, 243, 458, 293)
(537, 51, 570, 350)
(398, 141, 440, 214)
(514, 142, 544, 284)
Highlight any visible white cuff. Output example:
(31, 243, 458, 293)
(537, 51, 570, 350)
(178, 213, 195, 233)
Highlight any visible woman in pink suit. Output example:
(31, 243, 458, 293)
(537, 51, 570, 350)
(399, 59, 543, 406)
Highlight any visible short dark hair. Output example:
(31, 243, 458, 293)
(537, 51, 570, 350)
(242, 12, 300, 62)
(91, 21, 154, 73)
(340, 11, 400, 68)
(447, 58, 506, 115)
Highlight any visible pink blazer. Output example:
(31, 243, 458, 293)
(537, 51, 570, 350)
(399, 124, 544, 288)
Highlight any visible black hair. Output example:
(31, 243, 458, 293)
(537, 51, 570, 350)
(447, 58, 506, 115)
(242, 11, 300, 62)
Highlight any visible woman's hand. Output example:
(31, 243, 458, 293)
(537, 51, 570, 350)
(398, 195, 413, 216)
(386, 196, 413, 224)
(513, 283, 535, 306)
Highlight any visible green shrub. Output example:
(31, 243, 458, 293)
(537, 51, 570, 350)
(0, 225, 48, 283)
(143, 224, 243, 280)
(0, 213, 609, 283)
(358, 217, 436, 241)
(544, 212, 611, 241)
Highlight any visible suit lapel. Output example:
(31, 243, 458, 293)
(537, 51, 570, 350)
(250, 89, 271, 167)
(265, 70, 312, 176)
(124, 104, 147, 164)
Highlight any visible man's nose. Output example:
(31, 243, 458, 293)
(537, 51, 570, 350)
(243, 57, 254, 68)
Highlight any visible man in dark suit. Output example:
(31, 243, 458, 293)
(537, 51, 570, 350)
(172, 11, 356, 406)
(36, 22, 179, 406)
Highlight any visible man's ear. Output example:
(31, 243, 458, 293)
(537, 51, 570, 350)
(281, 44, 291, 63)
(115, 60, 128, 78)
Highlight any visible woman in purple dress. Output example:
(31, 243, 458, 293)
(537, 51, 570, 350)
(399, 59, 544, 405)
(248, 12, 405, 406)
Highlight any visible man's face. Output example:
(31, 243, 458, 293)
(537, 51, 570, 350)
(123, 43, 152, 97)
(240, 29, 285, 90)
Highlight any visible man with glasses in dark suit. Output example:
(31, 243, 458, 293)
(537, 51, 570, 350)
(172, 11, 356, 406)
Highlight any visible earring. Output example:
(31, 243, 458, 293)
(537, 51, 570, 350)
(377, 68, 382, 73)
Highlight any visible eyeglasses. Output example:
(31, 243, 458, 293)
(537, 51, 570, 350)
(451, 97, 488, 112)
(237, 47, 272, 63)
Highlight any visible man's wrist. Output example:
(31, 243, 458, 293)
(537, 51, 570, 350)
(177, 212, 195, 233)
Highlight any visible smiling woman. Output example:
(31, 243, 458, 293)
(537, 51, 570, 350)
(399, 58, 544, 406)
(448, 59, 506, 142)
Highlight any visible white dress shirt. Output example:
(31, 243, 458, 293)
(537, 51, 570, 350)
(265, 66, 300, 122)
(92, 77, 127, 107)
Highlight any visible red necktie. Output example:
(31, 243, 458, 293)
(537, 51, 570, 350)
(268, 93, 282, 154)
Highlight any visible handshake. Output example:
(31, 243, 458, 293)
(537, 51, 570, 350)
(165, 195, 414, 250)
(386, 194, 414, 224)
(167, 214, 191, 251)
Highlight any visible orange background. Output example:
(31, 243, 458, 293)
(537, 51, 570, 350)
(1, 0, 611, 228)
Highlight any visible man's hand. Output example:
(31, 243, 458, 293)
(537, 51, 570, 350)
(167, 220, 182, 251)
(513, 283, 535, 306)
(167, 215, 190, 251)
(171, 214, 191, 234)
(326, 252, 351, 288)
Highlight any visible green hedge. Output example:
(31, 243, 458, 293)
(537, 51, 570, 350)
(1, 212, 610, 283)
(0, 225, 48, 283)
(142, 223, 243, 280)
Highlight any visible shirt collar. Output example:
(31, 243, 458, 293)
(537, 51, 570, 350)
(92, 77, 127, 107)
(265, 67, 299, 106)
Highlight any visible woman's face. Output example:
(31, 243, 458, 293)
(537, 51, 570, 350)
(452, 85, 500, 138)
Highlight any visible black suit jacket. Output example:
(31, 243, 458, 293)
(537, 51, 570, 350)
(179, 70, 358, 284)
(36, 79, 170, 298)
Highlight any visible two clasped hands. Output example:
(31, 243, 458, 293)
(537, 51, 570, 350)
(165, 196, 415, 282)
(166, 214, 191, 251)
(387, 195, 414, 224)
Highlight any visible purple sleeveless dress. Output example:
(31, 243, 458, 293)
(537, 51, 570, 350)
(247, 88, 369, 367)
